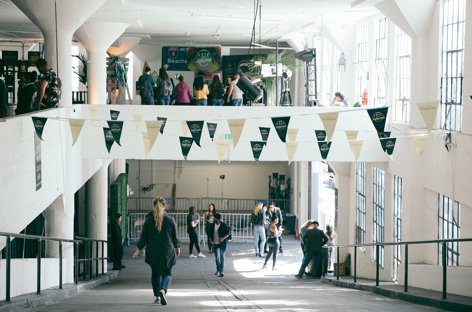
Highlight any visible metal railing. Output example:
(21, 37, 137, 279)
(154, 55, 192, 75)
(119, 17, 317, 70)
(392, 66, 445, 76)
(322, 238, 472, 300)
(128, 212, 253, 244)
(0, 231, 107, 303)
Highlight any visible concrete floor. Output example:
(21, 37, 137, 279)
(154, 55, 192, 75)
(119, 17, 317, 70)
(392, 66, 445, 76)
(33, 239, 445, 312)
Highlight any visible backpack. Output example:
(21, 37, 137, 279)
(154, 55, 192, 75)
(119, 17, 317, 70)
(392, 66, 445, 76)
(160, 78, 173, 96)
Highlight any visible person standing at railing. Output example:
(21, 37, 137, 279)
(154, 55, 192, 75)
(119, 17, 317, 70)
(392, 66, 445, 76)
(110, 213, 125, 270)
(252, 203, 266, 257)
(262, 217, 283, 270)
(132, 197, 181, 306)
(295, 221, 328, 279)
(208, 213, 230, 277)
(204, 203, 217, 253)
(187, 206, 206, 258)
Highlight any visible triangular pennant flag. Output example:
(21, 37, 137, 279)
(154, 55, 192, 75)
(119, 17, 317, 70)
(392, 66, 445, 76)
(179, 136, 194, 160)
(103, 128, 115, 153)
(186, 121, 204, 147)
(285, 141, 298, 164)
(250, 141, 267, 161)
(287, 128, 298, 142)
(317, 141, 332, 160)
(315, 130, 327, 142)
(157, 117, 167, 134)
(110, 110, 120, 121)
(31, 117, 47, 140)
(107, 121, 124, 146)
(215, 139, 229, 164)
(349, 140, 363, 161)
(142, 133, 151, 156)
(319, 112, 339, 141)
(68, 119, 85, 146)
(345, 131, 358, 141)
(259, 127, 271, 141)
(417, 101, 439, 130)
(145, 120, 163, 149)
(367, 107, 389, 133)
(228, 119, 246, 147)
(89, 107, 97, 119)
(411, 135, 428, 156)
(207, 123, 217, 141)
(380, 137, 397, 156)
(181, 121, 191, 136)
(271, 116, 291, 142)
(133, 113, 143, 131)
(377, 131, 391, 138)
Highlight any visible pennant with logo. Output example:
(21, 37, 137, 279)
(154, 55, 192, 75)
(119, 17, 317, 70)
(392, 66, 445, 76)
(380, 137, 397, 156)
(377, 131, 391, 138)
(315, 130, 327, 142)
(319, 112, 339, 141)
(349, 140, 363, 161)
(68, 119, 85, 146)
(271, 116, 290, 142)
(181, 121, 190, 136)
(228, 119, 246, 147)
(145, 120, 163, 149)
(285, 142, 298, 164)
(368, 107, 389, 133)
(157, 117, 167, 134)
(417, 101, 439, 130)
(186, 121, 204, 147)
(411, 135, 428, 156)
(345, 131, 358, 141)
(287, 128, 298, 142)
(259, 127, 270, 141)
(142, 133, 151, 156)
(103, 128, 115, 153)
(317, 141, 332, 160)
(110, 110, 120, 121)
(215, 139, 229, 164)
(107, 121, 124, 146)
(207, 123, 217, 141)
(89, 106, 97, 119)
(179, 136, 194, 160)
(250, 141, 267, 162)
(133, 113, 143, 131)
(31, 117, 47, 140)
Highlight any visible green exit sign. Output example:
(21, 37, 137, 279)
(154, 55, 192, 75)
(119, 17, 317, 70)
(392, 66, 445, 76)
(224, 134, 232, 140)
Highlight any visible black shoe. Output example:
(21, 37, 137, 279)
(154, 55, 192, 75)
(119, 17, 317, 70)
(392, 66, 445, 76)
(154, 297, 160, 304)
(258, 253, 263, 257)
(218, 272, 224, 277)
(264, 250, 269, 254)
(214, 271, 219, 276)
(120, 265, 126, 269)
(112, 267, 122, 270)
(159, 290, 167, 305)
(279, 248, 284, 253)
(295, 274, 303, 279)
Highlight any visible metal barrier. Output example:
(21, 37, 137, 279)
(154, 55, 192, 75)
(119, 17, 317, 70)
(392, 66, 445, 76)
(128, 212, 253, 244)
(0, 231, 107, 303)
(322, 238, 472, 300)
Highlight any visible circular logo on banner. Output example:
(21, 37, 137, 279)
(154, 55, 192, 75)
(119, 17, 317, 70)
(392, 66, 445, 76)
(34, 120, 43, 129)
(238, 60, 249, 73)
(316, 132, 326, 140)
(275, 120, 286, 130)
(372, 112, 385, 123)
(196, 49, 212, 68)
(105, 131, 114, 140)
(253, 143, 263, 153)
(320, 143, 329, 153)
(182, 139, 192, 148)
(190, 124, 201, 133)
(386, 140, 395, 149)
(110, 124, 121, 133)
(111, 112, 119, 119)
(261, 129, 269, 136)
(168, 47, 179, 59)
(208, 124, 216, 131)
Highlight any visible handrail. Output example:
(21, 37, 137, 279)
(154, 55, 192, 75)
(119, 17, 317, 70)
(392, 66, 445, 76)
(323, 237, 472, 249)
(75, 236, 108, 243)
(0, 231, 80, 243)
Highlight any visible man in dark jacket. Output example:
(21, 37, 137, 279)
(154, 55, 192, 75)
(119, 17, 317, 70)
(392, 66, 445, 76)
(269, 202, 284, 252)
(208, 213, 230, 277)
(295, 221, 328, 279)
(111, 214, 125, 270)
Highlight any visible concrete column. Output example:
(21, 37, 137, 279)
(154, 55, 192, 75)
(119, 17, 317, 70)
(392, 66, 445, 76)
(11, 0, 106, 106)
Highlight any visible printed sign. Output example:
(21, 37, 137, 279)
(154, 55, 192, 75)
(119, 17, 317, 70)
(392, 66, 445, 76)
(315, 130, 327, 142)
(259, 127, 270, 141)
(157, 117, 167, 134)
(103, 128, 115, 153)
(107, 121, 124, 146)
(380, 138, 396, 156)
(31, 117, 47, 141)
(207, 123, 217, 141)
(110, 110, 120, 121)
(318, 141, 332, 160)
(186, 121, 204, 147)
(271, 117, 290, 143)
(179, 136, 194, 160)
(368, 107, 389, 133)
(162, 47, 221, 73)
(250, 141, 267, 161)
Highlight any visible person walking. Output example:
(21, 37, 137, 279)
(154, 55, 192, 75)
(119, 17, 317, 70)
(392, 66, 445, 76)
(155, 68, 173, 105)
(325, 225, 335, 273)
(226, 72, 244, 106)
(209, 75, 225, 106)
(187, 206, 206, 258)
(208, 213, 230, 277)
(111, 213, 125, 270)
(251, 203, 266, 257)
(269, 202, 284, 253)
(133, 197, 181, 305)
(262, 217, 282, 270)
(137, 66, 156, 105)
(193, 75, 209, 106)
(295, 221, 328, 279)
(174, 75, 192, 105)
(204, 203, 217, 253)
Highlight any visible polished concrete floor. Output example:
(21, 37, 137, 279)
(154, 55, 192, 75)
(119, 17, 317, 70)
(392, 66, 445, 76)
(33, 238, 445, 312)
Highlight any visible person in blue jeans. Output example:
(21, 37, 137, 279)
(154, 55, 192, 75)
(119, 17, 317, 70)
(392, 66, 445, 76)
(137, 67, 156, 105)
(155, 67, 173, 105)
(227, 72, 244, 106)
(209, 75, 225, 106)
(208, 213, 230, 277)
(251, 203, 266, 257)
(295, 221, 328, 279)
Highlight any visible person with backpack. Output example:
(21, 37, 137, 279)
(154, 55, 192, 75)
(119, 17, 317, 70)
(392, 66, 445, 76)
(193, 74, 209, 105)
(137, 66, 156, 105)
(251, 203, 266, 257)
(36, 58, 62, 109)
(155, 67, 173, 105)
(208, 213, 230, 277)
(209, 75, 225, 106)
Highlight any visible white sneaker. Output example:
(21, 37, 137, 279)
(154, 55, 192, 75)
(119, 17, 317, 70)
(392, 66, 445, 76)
(197, 252, 206, 258)
(189, 254, 197, 258)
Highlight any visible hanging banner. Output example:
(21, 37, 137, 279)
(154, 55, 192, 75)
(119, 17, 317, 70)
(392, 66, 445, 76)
(110, 110, 120, 121)
(271, 116, 290, 143)
(411, 135, 428, 156)
(319, 112, 339, 141)
(318, 141, 332, 160)
(345, 131, 358, 141)
(349, 140, 363, 161)
(250, 141, 267, 162)
(259, 127, 270, 141)
(417, 101, 439, 130)
(287, 128, 298, 142)
(133, 113, 143, 131)
(228, 119, 246, 147)
(380, 137, 397, 156)
(377, 131, 391, 138)
(186, 121, 204, 147)
(145, 120, 163, 149)
(207, 122, 217, 141)
(215, 139, 229, 164)
(285, 142, 298, 164)
(103, 128, 115, 153)
(162, 46, 221, 73)
(367, 107, 389, 133)
(107, 121, 124, 146)
(68, 119, 85, 146)
(31, 117, 48, 141)
(89, 107, 97, 119)
(142, 133, 151, 156)
(157, 117, 167, 134)
(179, 136, 194, 160)
(315, 130, 327, 142)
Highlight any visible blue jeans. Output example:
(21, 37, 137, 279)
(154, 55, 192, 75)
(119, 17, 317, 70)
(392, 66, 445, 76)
(196, 99, 208, 106)
(214, 244, 226, 273)
(159, 95, 171, 105)
(151, 268, 172, 296)
(231, 98, 243, 106)
(141, 96, 154, 105)
(253, 225, 266, 254)
(212, 99, 224, 106)
(298, 250, 322, 277)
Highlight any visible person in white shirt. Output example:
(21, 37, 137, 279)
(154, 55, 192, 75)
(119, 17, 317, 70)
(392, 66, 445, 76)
(227, 72, 244, 106)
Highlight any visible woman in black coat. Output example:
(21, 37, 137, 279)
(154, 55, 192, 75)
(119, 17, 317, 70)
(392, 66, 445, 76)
(133, 197, 180, 305)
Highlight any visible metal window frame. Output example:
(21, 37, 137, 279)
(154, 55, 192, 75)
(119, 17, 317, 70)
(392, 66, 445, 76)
(356, 162, 366, 245)
(394, 27, 412, 122)
(373, 167, 385, 267)
(355, 23, 369, 102)
(374, 17, 389, 107)
(393, 175, 403, 280)
(437, 194, 460, 266)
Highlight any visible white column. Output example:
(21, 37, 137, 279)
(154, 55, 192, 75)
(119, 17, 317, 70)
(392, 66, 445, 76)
(11, 0, 106, 106)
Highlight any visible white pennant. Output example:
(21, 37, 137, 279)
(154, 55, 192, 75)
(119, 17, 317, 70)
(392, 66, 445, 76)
(320, 112, 339, 141)
(285, 141, 298, 164)
(142, 133, 151, 156)
(287, 128, 298, 142)
(417, 101, 439, 130)
(411, 135, 428, 156)
(133, 113, 143, 131)
(68, 119, 85, 146)
(145, 120, 163, 150)
(345, 130, 359, 141)
(227, 119, 246, 148)
(181, 120, 191, 136)
(89, 106, 97, 119)
(349, 140, 363, 161)
(215, 139, 229, 164)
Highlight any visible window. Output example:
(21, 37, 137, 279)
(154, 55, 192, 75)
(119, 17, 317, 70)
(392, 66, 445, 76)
(321, 38, 333, 106)
(373, 167, 385, 266)
(438, 194, 460, 266)
(355, 23, 369, 104)
(393, 176, 403, 280)
(374, 17, 388, 107)
(394, 27, 412, 122)
(356, 162, 366, 244)
(440, 0, 466, 131)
